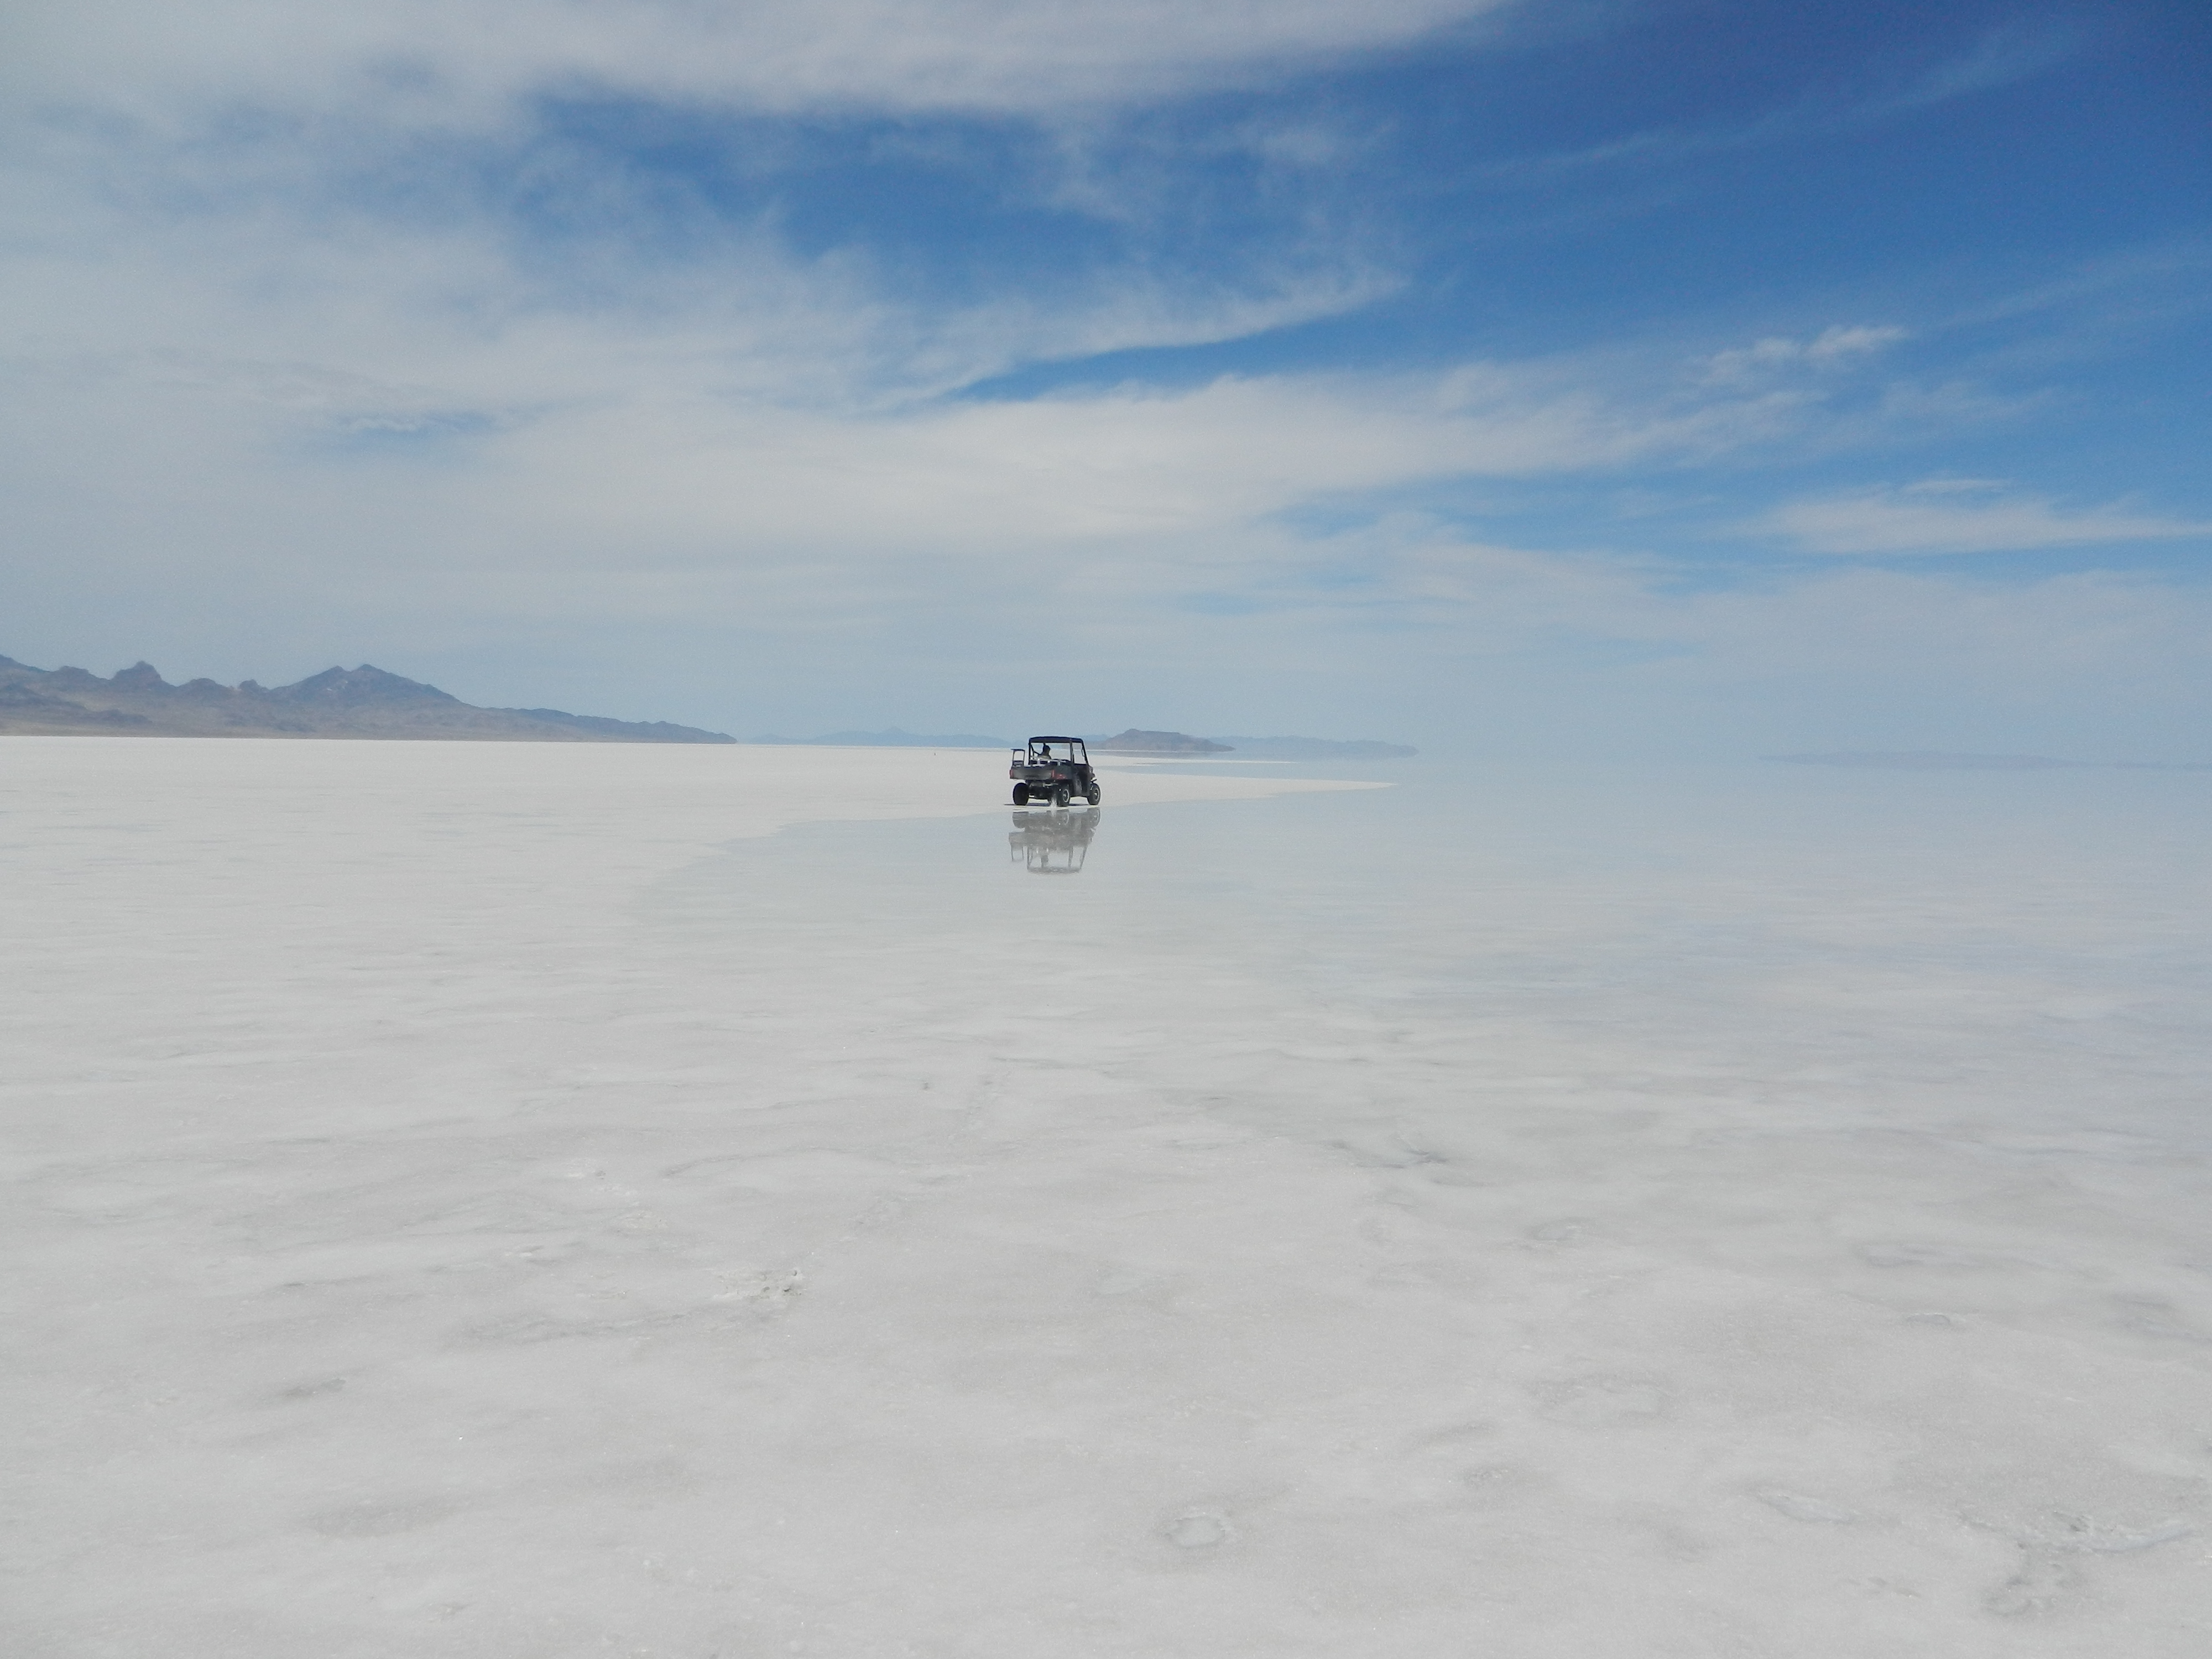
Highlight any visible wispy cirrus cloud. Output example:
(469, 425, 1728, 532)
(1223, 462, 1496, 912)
(1698, 324, 1910, 387)
(1886, 17, 2083, 112)
(1485, 17, 2081, 185)
(1762, 480, 2212, 557)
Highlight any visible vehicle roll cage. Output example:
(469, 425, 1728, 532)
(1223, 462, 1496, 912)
(1019, 736, 1086, 763)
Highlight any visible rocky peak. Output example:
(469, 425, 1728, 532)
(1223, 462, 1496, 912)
(272, 665, 460, 706)
(110, 661, 171, 692)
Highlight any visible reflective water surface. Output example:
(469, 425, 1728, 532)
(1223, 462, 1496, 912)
(1007, 806, 1100, 875)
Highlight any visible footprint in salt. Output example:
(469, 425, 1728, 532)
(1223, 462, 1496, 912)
(1163, 1511, 1232, 1549)
(307, 1496, 457, 1538)
(1460, 1463, 1545, 1506)
(1757, 1489, 1856, 1524)
(1525, 1219, 1593, 1248)
(1857, 1242, 1987, 1270)
(1985, 1550, 2080, 1619)
(2113, 1297, 2212, 1344)
(1532, 1374, 1669, 1427)
(2049, 1513, 2197, 1553)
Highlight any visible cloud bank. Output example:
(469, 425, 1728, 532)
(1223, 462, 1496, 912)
(9, 0, 1511, 122)
(1767, 482, 2212, 557)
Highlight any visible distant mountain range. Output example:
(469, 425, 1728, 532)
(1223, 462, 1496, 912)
(0, 658, 734, 743)
(1, 659, 1420, 757)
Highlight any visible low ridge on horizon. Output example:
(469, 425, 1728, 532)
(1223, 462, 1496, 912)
(1766, 750, 2212, 772)
(750, 727, 1416, 757)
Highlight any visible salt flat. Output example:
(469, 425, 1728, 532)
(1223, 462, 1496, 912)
(4, 739, 2210, 1657)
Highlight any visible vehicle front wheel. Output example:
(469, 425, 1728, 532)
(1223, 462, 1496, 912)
(1052, 784, 1072, 808)
(1086, 786, 1102, 805)
(1011, 782, 1029, 805)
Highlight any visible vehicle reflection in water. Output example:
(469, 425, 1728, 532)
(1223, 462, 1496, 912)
(1008, 808, 1101, 875)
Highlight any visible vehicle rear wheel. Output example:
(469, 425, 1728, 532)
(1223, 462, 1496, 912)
(1052, 784, 1072, 808)
(1011, 782, 1029, 805)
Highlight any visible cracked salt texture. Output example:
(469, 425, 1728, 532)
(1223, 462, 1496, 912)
(4, 739, 2210, 1655)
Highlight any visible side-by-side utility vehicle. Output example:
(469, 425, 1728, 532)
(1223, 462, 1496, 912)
(1009, 736, 1101, 807)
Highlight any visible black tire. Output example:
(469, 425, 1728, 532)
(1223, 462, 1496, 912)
(1086, 785, 1102, 805)
(1011, 782, 1029, 805)
(1052, 784, 1072, 808)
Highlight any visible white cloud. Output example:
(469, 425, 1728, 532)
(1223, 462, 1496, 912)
(1803, 324, 1906, 362)
(6, 0, 1510, 128)
(1764, 481, 2212, 556)
(1223, 515, 2212, 756)
(1, 322, 1835, 595)
(1700, 324, 1908, 387)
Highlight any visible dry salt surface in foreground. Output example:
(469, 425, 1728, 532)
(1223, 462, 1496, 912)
(4, 738, 2210, 1657)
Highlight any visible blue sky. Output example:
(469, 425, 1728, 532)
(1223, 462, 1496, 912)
(4, 0, 2208, 755)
